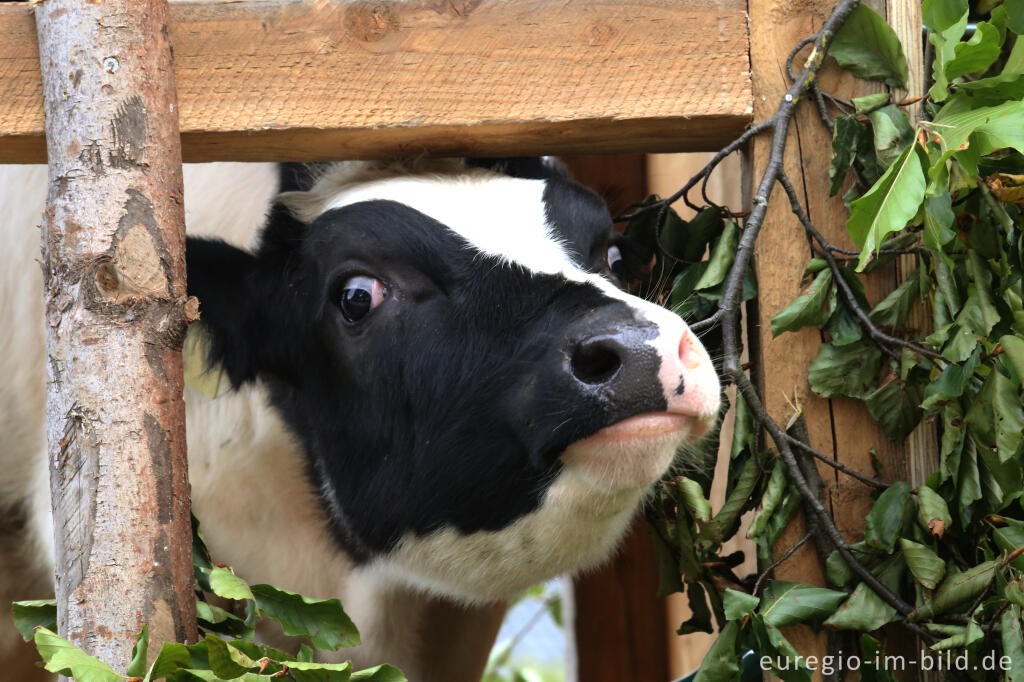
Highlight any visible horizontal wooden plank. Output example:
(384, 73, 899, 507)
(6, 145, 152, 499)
(1, 0, 752, 163)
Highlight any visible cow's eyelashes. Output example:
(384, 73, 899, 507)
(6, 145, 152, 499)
(337, 275, 389, 323)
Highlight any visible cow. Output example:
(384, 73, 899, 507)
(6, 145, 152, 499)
(0, 158, 720, 680)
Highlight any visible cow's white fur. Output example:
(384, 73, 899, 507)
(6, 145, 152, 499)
(0, 161, 719, 680)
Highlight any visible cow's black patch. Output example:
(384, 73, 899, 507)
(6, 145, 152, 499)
(186, 174, 668, 560)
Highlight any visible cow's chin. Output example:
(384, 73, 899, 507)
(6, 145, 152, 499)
(560, 412, 701, 492)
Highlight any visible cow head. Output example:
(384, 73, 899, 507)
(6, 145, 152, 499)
(187, 159, 720, 600)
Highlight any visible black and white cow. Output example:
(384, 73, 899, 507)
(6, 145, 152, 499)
(0, 159, 719, 679)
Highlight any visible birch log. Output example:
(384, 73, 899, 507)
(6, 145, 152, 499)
(35, 0, 197, 670)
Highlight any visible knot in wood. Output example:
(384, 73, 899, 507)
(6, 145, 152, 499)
(344, 2, 399, 43)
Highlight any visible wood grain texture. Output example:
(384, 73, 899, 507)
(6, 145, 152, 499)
(0, 0, 752, 163)
(748, 1, 922, 678)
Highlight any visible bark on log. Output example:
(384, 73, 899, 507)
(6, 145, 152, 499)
(35, 0, 197, 671)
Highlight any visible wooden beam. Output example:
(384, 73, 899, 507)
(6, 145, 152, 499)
(0, 0, 752, 164)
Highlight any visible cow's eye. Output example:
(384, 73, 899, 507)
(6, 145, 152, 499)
(606, 245, 624, 275)
(338, 275, 388, 322)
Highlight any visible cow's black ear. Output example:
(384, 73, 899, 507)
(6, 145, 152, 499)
(187, 227, 309, 388)
(186, 237, 264, 386)
(464, 156, 568, 180)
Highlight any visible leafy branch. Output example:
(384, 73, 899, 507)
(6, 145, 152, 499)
(638, 0, 1024, 678)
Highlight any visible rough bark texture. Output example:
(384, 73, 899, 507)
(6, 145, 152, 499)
(35, 0, 197, 671)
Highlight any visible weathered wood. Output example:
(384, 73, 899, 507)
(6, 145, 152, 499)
(747, 0, 923, 677)
(36, 0, 197, 670)
(1, 0, 752, 163)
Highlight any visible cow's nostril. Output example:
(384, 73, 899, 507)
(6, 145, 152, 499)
(571, 340, 622, 385)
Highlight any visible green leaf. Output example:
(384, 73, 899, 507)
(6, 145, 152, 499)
(869, 105, 915, 168)
(999, 334, 1024, 384)
(830, 116, 862, 195)
(927, 4, 969, 101)
(196, 600, 254, 639)
(930, 101, 1024, 171)
(11, 599, 57, 642)
(723, 588, 760, 621)
(922, 0, 968, 32)
(285, 660, 356, 682)
(865, 482, 911, 552)
(922, 347, 981, 411)
(955, 250, 1001, 339)
(251, 584, 360, 650)
(350, 665, 407, 682)
(830, 4, 908, 87)
(944, 21, 1002, 82)
(869, 271, 920, 330)
(898, 538, 947, 589)
(915, 485, 953, 537)
(848, 144, 928, 272)
(693, 620, 742, 682)
(808, 341, 883, 399)
(865, 378, 924, 442)
(747, 460, 786, 539)
(678, 477, 712, 523)
(694, 219, 739, 291)
(126, 625, 149, 678)
(853, 92, 890, 116)
(910, 561, 998, 620)
(143, 642, 192, 682)
(205, 634, 257, 679)
(823, 582, 900, 630)
(208, 565, 255, 602)
(33, 627, 123, 682)
(1002, 606, 1024, 681)
(991, 519, 1024, 572)
(710, 455, 760, 539)
(759, 581, 847, 626)
(770, 269, 835, 336)
(966, 369, 1024, 461)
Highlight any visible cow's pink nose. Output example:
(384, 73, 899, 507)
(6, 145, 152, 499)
(662, 326, 720, 422)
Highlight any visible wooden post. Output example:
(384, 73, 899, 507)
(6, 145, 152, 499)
(748, 0, 926, 677)
(35, 0, 197, 670)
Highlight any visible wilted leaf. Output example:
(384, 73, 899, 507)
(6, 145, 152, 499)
(869, 271, 920, 330)
(831, 116, 862, 195)
(693, 620, 742, 682)
(723, 588, 760, 621)
(915, 485, 953, 538)
(1002, 606, 1024, 681)
(760, 581, 847, 626)
(694, 220, 739, 291)
(865, 378, 924, 442)
(808, 341, 883, 399)
(823, 582, 900, 631)
(898, 538, 947, 589)
(910, 560, 997, 620)
(252, 584, 360, 650)
(848, 144, 928, 272)
(830, 5, 908, 87)
(865, 482, 911, 552)
(678, 476, 712, 523)
(771, 269, 836, 336)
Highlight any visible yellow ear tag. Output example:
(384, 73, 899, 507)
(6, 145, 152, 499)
(183, 324, 224, 399)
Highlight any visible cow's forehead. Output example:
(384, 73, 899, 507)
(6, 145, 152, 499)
(318, 174, 634, 302)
